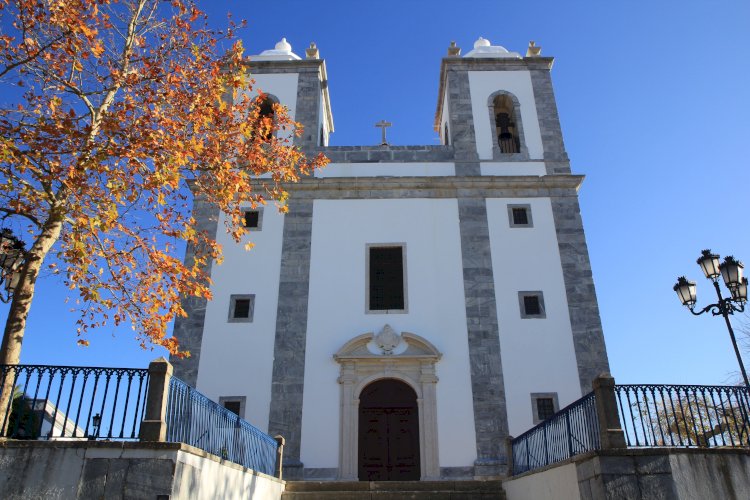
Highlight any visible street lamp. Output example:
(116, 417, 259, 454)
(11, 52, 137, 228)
(674, 249, 749, 388)
(91, 413, 102, 440)
(0, 229, 25, 303)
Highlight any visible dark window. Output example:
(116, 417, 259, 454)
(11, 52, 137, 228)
(523, 295, 541, 316)
(536, 398, 555, 421)
(256, 96, 276, 141)
(244, 210, 259, 228)
(512, 207, 528, 226)
(369, 247, 405, 311)
(223, 400, 241, 416)
(233, 299, 250, 318)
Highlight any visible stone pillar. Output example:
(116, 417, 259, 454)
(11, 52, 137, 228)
(337, 361, 358, 480)
(419, 362, 440, 480)
(592, 373, 626, 449)
(505, 435, 515, 476)
(139, 357, 173, 442)
(274, 435, 285, 480)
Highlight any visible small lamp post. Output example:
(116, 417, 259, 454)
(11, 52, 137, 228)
(0, 229, 25, 302)
(91, 413, 102, 440)
(674, 250, 749, 389)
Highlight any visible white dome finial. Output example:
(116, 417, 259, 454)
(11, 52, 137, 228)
(275, 38, 292, 52)
(474, 37, 491, 49)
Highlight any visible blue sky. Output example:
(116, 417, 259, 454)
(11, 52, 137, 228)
(3, 0, 750, 387)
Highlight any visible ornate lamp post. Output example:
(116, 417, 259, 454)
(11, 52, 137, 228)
(0, 229, 26, 303)
(674, 250, 749, 389)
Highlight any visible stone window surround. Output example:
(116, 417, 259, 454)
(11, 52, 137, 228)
(242, 206, 264, 231)
(530, 392, 559, 424)
(228, 294, 255, 323)
(507, 203, 533, 228)
(518, 291, 546, 319)
(365, 243, 408, 314)
(219, 395, 247, 419)
(333, 330, 442, 481)
(486, 90, 529, 161)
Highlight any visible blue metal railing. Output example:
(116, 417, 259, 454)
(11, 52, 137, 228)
(165, 377, 278, 476)
(0, 364, 149, 440)
(511, 392, 600, 475)
(614, 384, 750, 448)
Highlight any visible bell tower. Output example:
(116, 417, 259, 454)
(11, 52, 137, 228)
(243, 38, 334, 152)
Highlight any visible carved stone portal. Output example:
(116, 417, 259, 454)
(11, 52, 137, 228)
(334, 325, 442, 480)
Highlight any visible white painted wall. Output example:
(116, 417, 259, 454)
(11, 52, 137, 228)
(485, 198, 582, 437)
(480, 162, 546, 176)
(300, 198, 477, 469)
(195, 206, 285, 432)
(503, 462, 581, 500)
(316, 162, 455, 178)
(468, 71, 544, 161)
(241, 73, 299, 143)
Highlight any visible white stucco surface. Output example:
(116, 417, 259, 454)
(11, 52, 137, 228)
(240, 72, 299, 143)
(316, 162, 455, 177)
(485, 198, 582, 436)
(503, 462, 581, 500)
(468, 71, 544, 161)
(195, 206, 285, 432)
(480, 161, 546, 176)
(300, 198, 477, 469)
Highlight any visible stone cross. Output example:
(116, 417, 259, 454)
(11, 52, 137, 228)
(375, 120, 392, 145)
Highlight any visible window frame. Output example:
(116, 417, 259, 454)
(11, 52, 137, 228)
(518, 291, 546, 319)
(242, 207, 264, 231)
(365, 243, 408, 314)
(507, 204, 533, 228)
(530, 392, 559, 424)
(228, 294, 255, 323)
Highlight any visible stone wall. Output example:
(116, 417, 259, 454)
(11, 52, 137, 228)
(503, 448, 750, 500)
(0, 441, 284, 500)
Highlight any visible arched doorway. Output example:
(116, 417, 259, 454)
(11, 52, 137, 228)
(358, 379, 420, 481)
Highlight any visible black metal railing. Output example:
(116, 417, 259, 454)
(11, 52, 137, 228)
(0, 364, 149, 440)
(165, 377, 278, 476)
(511, 392, 600, 475)
(614, 384, 750, 448)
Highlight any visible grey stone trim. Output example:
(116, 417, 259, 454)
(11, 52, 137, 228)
(253, 174, 585, 201)
(446, 70, 480, 175)
(440, 466, 475, 479)
(267, 199, 314, 480)
(303, 468, 338, 480)
(243, 59, 324, 74)
(293, 70, 322, 152)
(529, 69, 571, 172)
(530, 392, 559, 424)
(316, 145, 454, 163)
(170, 193, 220, 386)
(551, 196, 610, 395)
(218, 396, 247, 419)
(242, 206, 264, 231)
(518, 291, 546, 319)
(486, 90, 530, 161)
(457, 197, 508, 477)
(227, 294, 255, 323)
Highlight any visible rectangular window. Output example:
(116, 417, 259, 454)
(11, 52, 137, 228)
(519, 291, 546, 319)
(531, 393, 559, 424)
(228, 294, 255, 322)
(219, 396, 246, 419)
(507, 204, 533, 228)
(242, 208, 263, 230)
(367, 245, 407, 313)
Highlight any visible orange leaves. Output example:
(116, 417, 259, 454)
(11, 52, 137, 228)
(1, 0, 328, 357)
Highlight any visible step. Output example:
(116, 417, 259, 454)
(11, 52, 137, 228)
(282, 480, 505, 500)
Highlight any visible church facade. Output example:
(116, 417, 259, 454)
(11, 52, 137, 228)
(171, 37, 610, 481)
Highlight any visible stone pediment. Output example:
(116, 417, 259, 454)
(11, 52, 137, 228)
(333, 325, 442, 361)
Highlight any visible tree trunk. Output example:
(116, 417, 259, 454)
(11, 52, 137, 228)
(0, 212, 64, 435)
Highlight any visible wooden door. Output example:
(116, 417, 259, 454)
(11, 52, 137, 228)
(358, 379, 420, 481)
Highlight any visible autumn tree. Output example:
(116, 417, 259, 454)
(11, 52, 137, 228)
(0, 0, 327, 368)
